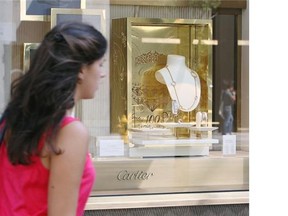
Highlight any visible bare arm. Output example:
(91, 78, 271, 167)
(48, 121, 89, 216)
(231, 90, 236, 101)
(227, 89, 236, 102)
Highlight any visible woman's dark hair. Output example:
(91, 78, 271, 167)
(0, 21, 107, 165)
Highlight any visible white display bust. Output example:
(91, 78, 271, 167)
(155, 55, 201, 112)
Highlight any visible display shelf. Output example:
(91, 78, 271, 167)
(129, 145, 210, 157)
(189, 126, 218, 132)
(130, 138, 219, 145)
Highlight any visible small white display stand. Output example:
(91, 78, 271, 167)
(96, 136, 125, 157)
(222, 135, 237, 155)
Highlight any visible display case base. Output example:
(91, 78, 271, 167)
(92, 151, 249, 196)
(129, 144, 210, 157)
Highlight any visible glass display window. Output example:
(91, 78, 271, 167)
(0, 0, 248, 204)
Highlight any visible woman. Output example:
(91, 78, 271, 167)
(0, 21, 107, 215)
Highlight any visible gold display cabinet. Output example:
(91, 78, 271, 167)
(110, 17, 213, 137)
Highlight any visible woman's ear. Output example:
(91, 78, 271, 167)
(77, 67, 86, 84)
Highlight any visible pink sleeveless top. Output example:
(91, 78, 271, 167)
(0, 116, 96, 216)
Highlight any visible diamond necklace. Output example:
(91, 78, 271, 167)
(165, 65, 199, 112)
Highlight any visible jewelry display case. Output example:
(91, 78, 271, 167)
(110, 17, 213, 133)
(110, 18, 218, 157)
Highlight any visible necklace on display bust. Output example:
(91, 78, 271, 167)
(165, 65, 200, 112)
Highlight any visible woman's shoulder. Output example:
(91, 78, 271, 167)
(61, 116, 80, 127)
(58, 116, 88, 143)
(48, 116, 89, 160)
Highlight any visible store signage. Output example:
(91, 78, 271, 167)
(98, 138, 124, 157)
(117, 170, 154, 181)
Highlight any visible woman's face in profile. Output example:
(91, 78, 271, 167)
(78, 56, 106, 99)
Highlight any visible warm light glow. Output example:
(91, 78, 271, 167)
(201, 40, 218, 45)
(192, 39, 199, 45)
(238, 40, 249, 46)
(193, 39, 218, 45)
(141, 38, 181, 44)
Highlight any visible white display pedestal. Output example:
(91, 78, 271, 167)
(128, 125, 219, 157)
(129, 138, 218, 157)
(129, 144, 211, 157)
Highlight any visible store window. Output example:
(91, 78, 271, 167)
(0, 0, 248, 197)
